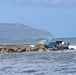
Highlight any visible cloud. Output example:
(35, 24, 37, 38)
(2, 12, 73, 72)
(32, 0, 76, 4)
(0, 0, 76, 6)
(0, 0, 76, 4)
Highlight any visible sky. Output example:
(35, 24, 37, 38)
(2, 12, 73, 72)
(0, 0, 76, 38)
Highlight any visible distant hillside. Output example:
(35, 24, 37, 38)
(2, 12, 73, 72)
(0, 23, 53, 41)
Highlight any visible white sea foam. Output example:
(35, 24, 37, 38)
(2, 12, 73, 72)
(68, 45, 76, 50)
(30, 45, 35, 47)
(39, 40, 47, 44)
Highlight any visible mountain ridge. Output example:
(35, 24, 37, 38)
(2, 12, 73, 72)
(0, 23, 53, 41)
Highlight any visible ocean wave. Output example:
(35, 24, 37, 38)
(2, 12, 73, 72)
(68, 45, 76, 50)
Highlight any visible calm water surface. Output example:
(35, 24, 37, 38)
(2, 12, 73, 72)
(0, 50, 76, 75)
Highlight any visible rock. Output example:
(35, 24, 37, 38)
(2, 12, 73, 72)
(0, 44, 60, 52)
(35, 44, 47, 51)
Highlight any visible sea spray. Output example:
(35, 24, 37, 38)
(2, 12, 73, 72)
(68, 45, 76, 49)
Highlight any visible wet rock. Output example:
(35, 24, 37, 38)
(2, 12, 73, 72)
(35, 44, 47, 51)
(0, 44, 59, 52)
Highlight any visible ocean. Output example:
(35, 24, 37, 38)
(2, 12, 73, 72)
(0, 38, 76, 75)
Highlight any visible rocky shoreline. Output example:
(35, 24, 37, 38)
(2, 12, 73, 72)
(0, 44, 59, 52)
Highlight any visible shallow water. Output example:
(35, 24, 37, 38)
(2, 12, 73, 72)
(0, 50, 76, 75)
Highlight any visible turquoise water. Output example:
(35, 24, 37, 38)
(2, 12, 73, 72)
(0, 38, 76, 75)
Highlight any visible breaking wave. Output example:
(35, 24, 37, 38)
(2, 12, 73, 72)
(68, 45, 76, 50)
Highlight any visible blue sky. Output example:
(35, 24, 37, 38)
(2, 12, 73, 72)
(0, 0, 76, 38)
